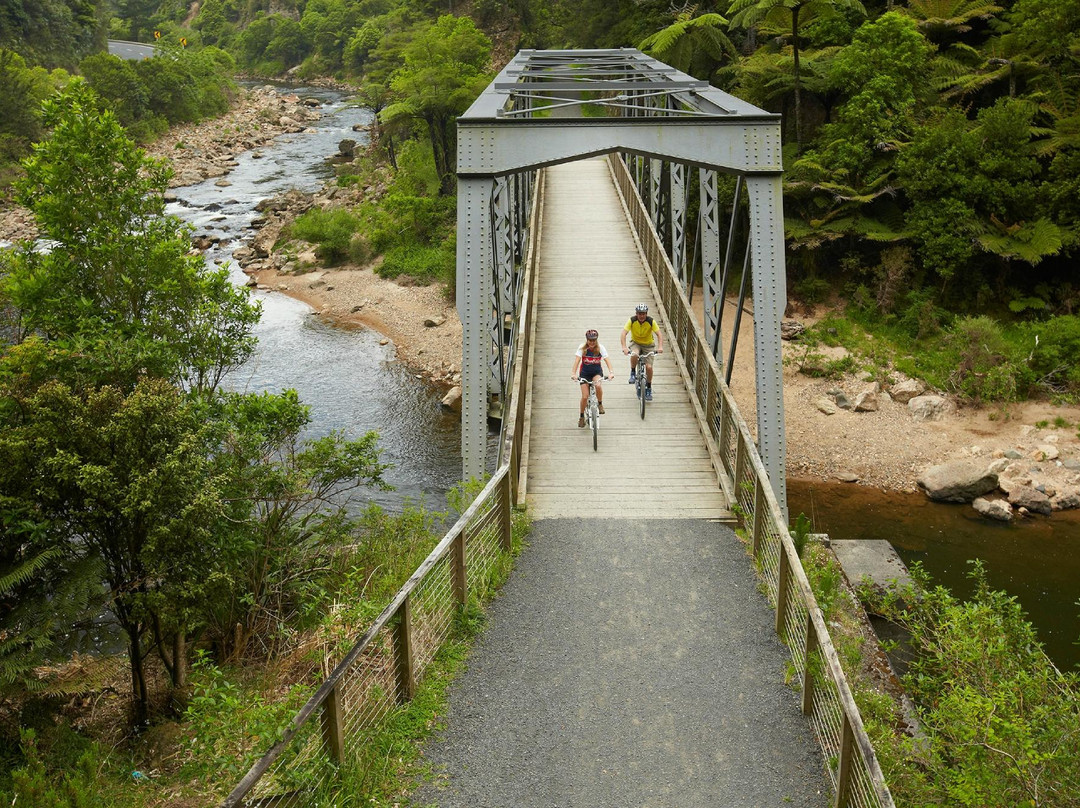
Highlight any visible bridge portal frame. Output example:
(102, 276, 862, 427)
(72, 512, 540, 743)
(457, 49, 788, 512)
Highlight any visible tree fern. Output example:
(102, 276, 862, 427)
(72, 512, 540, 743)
(977, 216, 1064, 264)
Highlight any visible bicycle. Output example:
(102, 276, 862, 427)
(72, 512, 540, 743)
(576, 377, 602, 451)
(633, 351, 657, 420)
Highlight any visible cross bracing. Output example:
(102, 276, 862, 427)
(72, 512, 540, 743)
(457, 49, 789, 513)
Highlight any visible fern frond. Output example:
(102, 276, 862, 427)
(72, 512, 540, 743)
(976, 217, 1064, 264)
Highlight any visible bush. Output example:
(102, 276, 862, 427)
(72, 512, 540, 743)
(872, 563, 1080, 807)
(1024, 314, 1080, 395)
(378, 244, 454, 283)
(288, 207, 361, 264)
(943, 316, 1030, 402)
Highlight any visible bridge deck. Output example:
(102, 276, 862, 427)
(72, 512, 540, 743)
(524, 159, 732, 520)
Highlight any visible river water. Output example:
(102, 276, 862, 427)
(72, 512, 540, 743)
(141, 84, 1080, 671)
(167, 85, 467, 513)
(788, 479, 1080, 671)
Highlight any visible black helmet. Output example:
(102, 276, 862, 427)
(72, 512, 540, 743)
(635, 303, 649, 313)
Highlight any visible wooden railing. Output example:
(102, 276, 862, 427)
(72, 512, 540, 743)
(608, 154, 896, 808)
(218, 169, 544, 807)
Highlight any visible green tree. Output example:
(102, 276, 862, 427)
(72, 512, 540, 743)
(901, 0, 1004, 46)
(0, 374, 226, 727)
(638, 11, 737, 80)
(727, 0, 867, 145)
(382, 15, 492, 196)
(3, 80, 259, 393)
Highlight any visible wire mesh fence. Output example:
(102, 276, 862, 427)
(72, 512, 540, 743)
(219, 473, 517, 808)
(608, 153, 895, 808)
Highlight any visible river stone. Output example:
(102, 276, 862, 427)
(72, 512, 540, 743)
(854, 384, 879, 412)
(909, 394, 950, 422)
(1052, 487, 1080, 511)
(917, 461, 999, 503)
(835, 471, 860, 483)
(973, 497, 1013, 522)
(889, 378, 925, 403)
(440, 386, 462, 413)
(987, 458, 1009, 474)
(1063, 459, 1080, 471)
(815, 397, 837, 415)
(1007, 485, 1053, 515)
(1033, 444, 1060, 461)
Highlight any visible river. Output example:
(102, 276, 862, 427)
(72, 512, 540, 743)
(788, 478, 1080, 671)
(167, 84, 469, 513)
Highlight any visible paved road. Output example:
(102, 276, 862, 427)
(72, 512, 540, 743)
(107, 39, 155, 60)
(411, 518, 829, 808)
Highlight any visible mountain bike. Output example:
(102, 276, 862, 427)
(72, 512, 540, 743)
(634, 351, 657, 420)
(576, 377, 601, 451)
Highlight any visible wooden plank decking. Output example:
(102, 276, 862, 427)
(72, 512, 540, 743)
(523, 159, 732, 520)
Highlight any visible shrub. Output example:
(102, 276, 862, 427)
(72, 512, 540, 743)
(873, 563, 1080, 807)
(378, 245, 454, 284)
(1024, 314, 1080, 395)
(943, 316, 1029, 402)
(288, 207, 361, 264)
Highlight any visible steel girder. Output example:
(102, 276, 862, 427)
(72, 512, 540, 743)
(457, 49, 788, 513)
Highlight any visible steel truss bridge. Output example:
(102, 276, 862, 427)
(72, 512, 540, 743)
(457, 48, 789, 512)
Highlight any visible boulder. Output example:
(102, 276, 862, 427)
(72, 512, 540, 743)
(917, 461, 999, 503)
(973, 497, 1013, 522)
(1051, 487, 1080, 511)
(780, 320, 806, 340)
(815, 397, 837, 415)
(440, 386, 462, 413)
(854, 383, 880, 412)
(909, 394, 950, 422)
(1007, 485, 1053, 515)
(1032, 444, 1060, 461)
(889, 378, 926, 403)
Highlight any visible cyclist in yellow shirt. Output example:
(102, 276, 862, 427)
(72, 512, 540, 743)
(620, 303, 663, 401)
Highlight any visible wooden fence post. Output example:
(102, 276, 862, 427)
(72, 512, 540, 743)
(321, 683, 345, 765)
(500, 472, 513, 551)
(453, 529, 467, 607)
(751, 478, 766, 560)
(394, 596, 415, 703)
(801, 613, 818, 716)
(775, 546, 790, 638)
(835, 713, 855, 808)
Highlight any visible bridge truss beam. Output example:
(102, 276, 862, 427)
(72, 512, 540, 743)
(457, 49, 789, 513)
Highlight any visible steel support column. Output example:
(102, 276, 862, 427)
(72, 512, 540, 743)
(745, 175, 788, 516)
(457, 177, 493, 481)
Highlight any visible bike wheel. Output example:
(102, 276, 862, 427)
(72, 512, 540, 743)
(591, 401, 598, 451)
(638, 374, 646, 420)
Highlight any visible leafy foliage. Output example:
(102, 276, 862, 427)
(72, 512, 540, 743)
(872, 563, 1080, 806)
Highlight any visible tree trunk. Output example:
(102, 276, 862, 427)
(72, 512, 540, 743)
(173, 632, 186, 689)
(127, 627, 149, 728)
(792, 7, 802, 147)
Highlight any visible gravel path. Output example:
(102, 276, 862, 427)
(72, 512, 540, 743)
(410, 518, 829, 808)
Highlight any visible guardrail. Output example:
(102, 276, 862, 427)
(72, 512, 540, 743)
(219, 169, 544, 807)
(608, 154, 895, 808)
